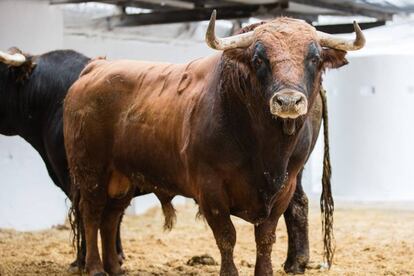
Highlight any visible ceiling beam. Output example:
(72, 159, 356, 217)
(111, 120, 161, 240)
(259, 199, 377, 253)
(315, 20, 385, 34)
(289, 0, 394, 20)
(110, 3, 288, 26)
(131, 0, 194, 9)
(50, 0, 190, 10)
(173, 0, 208, 8)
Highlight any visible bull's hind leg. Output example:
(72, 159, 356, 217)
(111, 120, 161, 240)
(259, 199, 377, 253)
(115, 214, 125, 264)
(283, 170, 310, 274)
(76, 170, 108, 276)
(101, 202, 130, 276)
(101, 171, 134, 275)
(82, 197, 107, 276)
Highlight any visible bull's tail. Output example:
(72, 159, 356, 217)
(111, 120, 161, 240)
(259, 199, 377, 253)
(161, 201, 177, 231)
(320, 88, 335, 268)
(68, 179, 82, 273)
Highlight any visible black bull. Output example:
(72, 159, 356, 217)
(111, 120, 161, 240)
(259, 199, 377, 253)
(0, 48, 326, 273)
(0, 49, 131, 270)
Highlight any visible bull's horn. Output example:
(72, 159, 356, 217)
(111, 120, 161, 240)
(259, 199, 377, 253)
(205, 10, 255, 51)
(0, 50, 26, 66)
(317, 21, 365, 51)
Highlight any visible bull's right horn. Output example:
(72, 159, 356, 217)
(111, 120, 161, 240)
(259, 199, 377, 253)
(0, 50, 26, 66)
(205, 10, 255, 51)
(317, 21, 365, 51)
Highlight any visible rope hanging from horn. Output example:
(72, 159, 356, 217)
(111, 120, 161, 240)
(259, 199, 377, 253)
(319, 87, 335, 268)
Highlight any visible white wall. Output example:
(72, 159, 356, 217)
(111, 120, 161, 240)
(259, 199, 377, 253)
(0, 137, 68, 231)
(64, 33, 213, 62)
(0, 0, 63, 52)
(322, 54, 414, 201)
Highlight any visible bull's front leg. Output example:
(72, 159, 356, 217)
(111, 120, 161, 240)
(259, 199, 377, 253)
(203, 206, 238, 276)
(254, 213, 279, 276)
(283, 170, 310, 274)
(199, 172, 238, 276)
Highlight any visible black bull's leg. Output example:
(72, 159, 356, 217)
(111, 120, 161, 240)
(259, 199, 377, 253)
(283, 170, 310, 273)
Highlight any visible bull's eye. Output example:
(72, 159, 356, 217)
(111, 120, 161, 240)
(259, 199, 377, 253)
(252, 55, 263, 70)
(310, 56, 321, 66)
(252, 43, 270, 81)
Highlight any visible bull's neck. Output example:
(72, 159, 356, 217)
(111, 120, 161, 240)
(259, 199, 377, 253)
(0, 70, 58, 150)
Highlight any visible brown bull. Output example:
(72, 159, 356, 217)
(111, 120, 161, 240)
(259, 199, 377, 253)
(64, 12, 364, 276)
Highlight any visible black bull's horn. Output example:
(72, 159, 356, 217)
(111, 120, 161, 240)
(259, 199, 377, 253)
(0, 50, 26, 66)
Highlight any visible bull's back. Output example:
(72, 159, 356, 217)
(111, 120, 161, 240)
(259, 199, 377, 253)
(64, 56, 218, 186)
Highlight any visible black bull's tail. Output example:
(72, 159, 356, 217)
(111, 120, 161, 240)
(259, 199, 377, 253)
(68, 180, 82, 273)
(320, 88, 335, 268)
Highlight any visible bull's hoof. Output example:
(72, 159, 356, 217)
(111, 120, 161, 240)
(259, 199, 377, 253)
(219, 266, 238, 276)
(118, 253, 125, 265)
(93, 272, 108, 276)
(107, 268, 126, 276)
(67, 265, 79, 274)
(283, 262, 306, 274)
(284, 254, 308, 274)
(67, 260, 84, 274)
(110, 271, 125, 276)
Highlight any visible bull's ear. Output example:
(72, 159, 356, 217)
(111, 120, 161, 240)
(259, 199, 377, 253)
(322, 48, 348, 69)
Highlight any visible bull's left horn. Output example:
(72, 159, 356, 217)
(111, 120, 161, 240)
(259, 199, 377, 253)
(0, 50, 26, 66)
(317, 21, 365, 51)
(205, 10, 255, 51)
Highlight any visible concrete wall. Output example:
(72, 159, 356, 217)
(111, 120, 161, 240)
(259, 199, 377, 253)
(0, 0, 63, 52)
(0, 137, 68, 231)
(323, 54, 414, 201)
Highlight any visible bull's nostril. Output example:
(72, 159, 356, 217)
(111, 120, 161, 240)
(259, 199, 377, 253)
(295, 98, 303, 105)
(275, 96, 284, 106)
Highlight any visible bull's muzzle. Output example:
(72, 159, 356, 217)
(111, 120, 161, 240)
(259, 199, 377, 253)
(270, 89, 308, 119)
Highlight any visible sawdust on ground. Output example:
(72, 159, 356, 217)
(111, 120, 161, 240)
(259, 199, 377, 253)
(0, 203, 413, 276)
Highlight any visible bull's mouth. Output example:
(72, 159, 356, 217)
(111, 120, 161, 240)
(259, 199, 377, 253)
(282, 118, 296, 135)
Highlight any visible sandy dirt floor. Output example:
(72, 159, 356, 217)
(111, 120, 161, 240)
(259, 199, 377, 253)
(0, 202, 413, 276)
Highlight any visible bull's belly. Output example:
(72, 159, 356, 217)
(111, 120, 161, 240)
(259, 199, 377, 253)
(111, 154, 193, 200)
(228, 175, 297, 224)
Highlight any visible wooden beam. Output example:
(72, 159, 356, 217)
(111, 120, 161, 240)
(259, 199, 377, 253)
(289, 0, 394, 20)
(112, 3, 287, 26)
(50, 0, 190, 10)
(315, 20, 385, 34)
(175, 0, 207, 8)
(132, 0, 194, 9)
